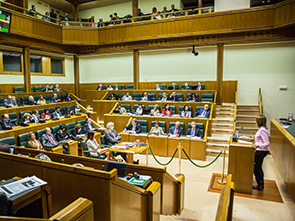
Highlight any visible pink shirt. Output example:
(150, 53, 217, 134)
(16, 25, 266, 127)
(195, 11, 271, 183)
(254, 126, 270, 151)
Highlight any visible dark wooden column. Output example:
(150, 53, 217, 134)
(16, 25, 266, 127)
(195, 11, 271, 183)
(216, 43, 224, 104)
(74, 54, 80, 96)
(72, 1, 79, 21)
(23, 46, 31, 92)
(133, 49, 139, 90)
(132, 0, 138, 17)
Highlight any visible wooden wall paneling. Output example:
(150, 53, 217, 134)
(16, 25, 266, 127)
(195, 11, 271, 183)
(62, 28, 99, 45)
(104, 114, 132, 132)
(274, 0, 295, 27)
(83, 90, 108, 107)
(0, 84, 74, 94)
(74, 55, 79, 96)
(92, 100, 117, 121)
(133, 49, 139, 90)
(222, 80, 237, 103)
(23, 46, 31, 92)
(216, 43, 224, 104)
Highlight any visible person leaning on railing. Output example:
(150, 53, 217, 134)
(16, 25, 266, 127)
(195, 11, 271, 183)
(28, 5, 37, 17)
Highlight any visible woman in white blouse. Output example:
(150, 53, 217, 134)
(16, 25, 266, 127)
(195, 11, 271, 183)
(86, 131, 116, 161)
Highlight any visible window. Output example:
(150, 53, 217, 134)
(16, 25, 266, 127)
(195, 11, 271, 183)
(3, 52, 21, 72)
(30, 55, 42, 73)
(51, 58, 63, 74)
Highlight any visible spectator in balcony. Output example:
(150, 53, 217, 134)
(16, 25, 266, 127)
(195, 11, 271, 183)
(155, 84, 161, 90)
(196, 82, 204, 90)
(77, 17, 83, 26)
(54, 84, 61, 91)
(63, 13, 69, 21)
(182, 83, 191, 90)
(110, 14, 116, 25)
(181, 105, 191, 118)
(142, 92, 150, 101)
(56, 14, 60, 24)
(51, 93, 60, 103)
(170, 4, 179, 12)
(114, 84, 119, 90)
(194, 104, 210, 118)
(161, 92, 168, 102)
(162, 103, 173, 117)
(138, 8, 144, 16)
(42, 84, 50, 92)
(162, 6, 169, 18)
(114, 13, 120, 24)
(42, 12, 50, 22)
(151, 7, 162, 19)
(177, 8, 185, 16)
(41, 108, 51, 120)
(29, 5, 37, 17)
(89, 16, 95, 27)
(189, 92, 198, 102)
(169, 92, 179, 102)
(97, 84, 104, 90)
(107, 84, 113, 90)
(28, 96, 36, 105)
(122, 92, 132, 101)
(97, 18, 104, 27)
(37, 95, 46, 104)
(150, 104, 160, 116)
(4, 95, 17, 108)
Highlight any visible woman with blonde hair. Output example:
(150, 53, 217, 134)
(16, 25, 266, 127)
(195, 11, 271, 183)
(161, 92, 168, 102)
(150, 104, 160, 116)
(27, 132, 43, 150)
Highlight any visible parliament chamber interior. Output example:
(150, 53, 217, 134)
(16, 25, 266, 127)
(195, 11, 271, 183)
(0, 0, 294, 220)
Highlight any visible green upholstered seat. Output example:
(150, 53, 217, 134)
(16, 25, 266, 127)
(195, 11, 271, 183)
(51, 126, 60, 139)
(102, 85, 106, 90)
(181, 84, 192, 89)
(49, 108, 55, 117)
(17, 133, 29, 147)
(21, 96, 29, 105)
(81, 139, 106, 159)
(133, 104, 145, 112)
(121, 104, 131, 113)
(196, 106, 204, 112)
(60, 106, 66, 113)
(169, 122, 185, 131)
(132, 93, 143, 101)
(201, 94, 214, 102)
(188, 123, 204, 138)
(170, 106, 176, 114)
(77, 120, 86, 126)
(69, 105, 75, 111)
(34, 86, 42, 92)
(176, 93, 183, 101)
(0, 137, 16, 145)
(13, 87, 23, 93)
(37, 109, 44, 115)
(159, 84, 167, 90)
(0, 98, 5, 107)
(148, 105, 154, 111)
(34, 96, 39, 101)
(151, 121, 166, 133)
(8, 113, 18, 126)
(127, 85, 133, 90)
(100, 135, 118, 156)
(168, 84, 179, 90)
(19, 110, 32, 119)
(137, 120, 148, 133)
(118, 85, 125, 90)
(66, 122, 76, 134)
(57, 95, 62, 100)
(44, 95, 52, 102)
(179, 106, 192, 113)
(36, 129, 46, 141)
(148, 93, 156, 101)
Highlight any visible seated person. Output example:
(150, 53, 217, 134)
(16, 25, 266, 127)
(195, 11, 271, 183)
(105, 122, 122, 145)
(27, 132, 43, 150)
(162, 103, 173, 117)
(189, 92, 198, 102)
(155, 84, 161, 90)
(196, 82, 204, 90)
(12, 96, 19, 106)
(42, 84, 50, 92)
(28, 95, 36, 105)
(37, 95, 46, 104)
(171, 82, 178, 90)
(71, 123, 83, 137)
(161, 92, 168, 102)
(186, 121, 201, 137)
(114, 84, 119, 90)
(182, 83, 191, 90)
(0, 114, 13, 130)
(109, 93, 117, 100)
(41, 127, 59, 148)
(41, 108, 51, 120)
(19, 113, 33, 125)
(169, 92, 179, 102)
(64, 106, 73, 116)
(150, 104, 160, 115)
(141, 92, 150, 101)
(51, 93, 61, 103)
(74, 104, 81, 114)
(194, 104, 210, 118)
(134, 103, 144, 115)
(149, 120, 164, 135)
(31, 110, 40, 123)
(121, 92, 132, 101)
(107, 84, 113, 90)
(54, 84, 61, 91)
(123, 118, 141, 134)
(53, 106, 63, 118)
(115, 103, 126, 114)
(0, 142, 11, 153)
(96, 83, 104, 90)
(181, 105, 191, 118)
(86, 131, 116, 161)
(83, 118, 96, 134)
(65, 93, 72, 101)
(56, 123, 73, 142)
(49, 84, 54, 92)
(169, 121, 184, 137)
(3, 95, 18, 108)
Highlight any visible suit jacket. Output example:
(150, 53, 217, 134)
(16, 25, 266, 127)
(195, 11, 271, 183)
(19, 118, 32, 126)
(51, 97, 58, 103)
(65, 97, 72, 101)
(41, 133, 58, 148)
(31, 114, 40, 124)
(124, 123, 141, 134)
(53, 111, 62, 118)
(0, 119, 13, 130)
(105, 130, 122, 145)
(41, 87, 49, 92)
(194, 109, 210, 118)
(196, 85, 205, 90)
(96, 86, 104, 90)
(169, 126, 184, 136)
(83, 123, 95, 134)
(71, 128, 83, 137)
(169, 95, 179, 102)
(3, 99, 17, 108)
(56, 130, 72, 142)
(186, 128, 201, 137)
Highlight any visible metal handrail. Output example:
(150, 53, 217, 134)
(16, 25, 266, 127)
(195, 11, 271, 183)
(258, 88, 264, 115)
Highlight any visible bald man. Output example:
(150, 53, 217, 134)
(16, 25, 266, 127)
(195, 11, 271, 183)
(0, 114, 13, 131)
(41, 127, 59, 148)
(194, 104, 211, 118)
(4, 95, 17, 108)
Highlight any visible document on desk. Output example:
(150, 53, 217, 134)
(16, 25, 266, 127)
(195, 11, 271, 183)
(238, 140, 252, 145)
(0, 176, 47, 198)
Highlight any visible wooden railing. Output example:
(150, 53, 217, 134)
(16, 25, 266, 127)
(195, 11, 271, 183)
(258, 87, 264, 115)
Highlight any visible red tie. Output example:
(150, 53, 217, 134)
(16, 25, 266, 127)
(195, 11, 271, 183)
(174, 128, 177, 135)
(49, 135, 56, 145)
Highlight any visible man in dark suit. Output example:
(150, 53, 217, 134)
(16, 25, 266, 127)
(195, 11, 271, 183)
(42, 84, 50, 92)
(52, 107, 62, 119)
(31, 110, 40, 123)
(169, 121, 184, 136)
(196, 82, 205, 90)
(96, 84, 104, 90)
(123, 118, 141, 134)
(169, 91, 179, 102)
(41, 127, 59, 148)
(186, 121, 201, 137)
(3, 95, 18, 108)
(194, 104, 210, 118)
(0, 114, 13, 131)
(170, 83, 178, 90)
(83, 118, 96, 134)
(51, 93, 60, 103)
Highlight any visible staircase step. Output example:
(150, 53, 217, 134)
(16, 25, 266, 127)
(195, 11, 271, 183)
(212, 128, 233, 134)
(237, 105, 259, 111)
(216, 112, 235, 116)
(237, 110, 260, 116)
(217, 103, 235, 107)
(207, 137, 230, 144)
(236, 121, 257, 127)
(211, 133, 233, 138)
(213, 118, 234, 124)
(216, 107, 235, 112)
(236, 115, 256, 121)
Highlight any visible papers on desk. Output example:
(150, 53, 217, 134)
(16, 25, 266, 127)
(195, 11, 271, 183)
(238, 139, 252, 144)
(76, 134, 86, 138)
(173, 114, 180, 117)
(188, 136, 201, 140)
(0, 176, 47, 198)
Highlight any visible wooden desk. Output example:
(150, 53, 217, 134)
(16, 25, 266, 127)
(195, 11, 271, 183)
(110, 143, 148, 163)
(168, 136, 190, 159)
(60, 141, 79, 156)
(148, 135, 168, 156)
(228, 142, 255, 194)
(129, 133, 148, 143)
(190, 138, 206, 161)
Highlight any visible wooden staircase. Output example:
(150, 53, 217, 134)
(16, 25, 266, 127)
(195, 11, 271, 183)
(206, 103, 235, 156)
(236, 105, 259, 137)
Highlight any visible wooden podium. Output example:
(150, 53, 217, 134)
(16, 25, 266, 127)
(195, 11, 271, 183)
(228, 142, 255, 194)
